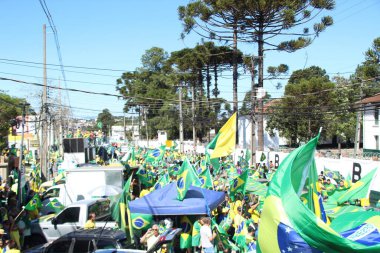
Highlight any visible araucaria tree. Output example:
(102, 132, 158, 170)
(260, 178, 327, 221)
(179, 0, 335, 149)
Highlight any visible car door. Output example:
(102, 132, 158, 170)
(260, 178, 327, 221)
(41, 207, 80, 241)
(45, 238, 74, 253)
(72, 238, 96, 253)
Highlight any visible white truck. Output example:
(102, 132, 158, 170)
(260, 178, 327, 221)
(31, 198, 118, 244)
(40, 165, 124, 215)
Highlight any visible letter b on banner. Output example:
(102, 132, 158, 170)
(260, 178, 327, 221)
(352, 162, 362, 183)
(275, 154, 280, 169)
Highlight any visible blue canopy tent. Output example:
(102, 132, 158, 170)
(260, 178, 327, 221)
(129, 182, 225, 215)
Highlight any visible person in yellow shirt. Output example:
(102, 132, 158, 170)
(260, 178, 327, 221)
(84, 213, 96, 229)
(7, 239, 21, 253)
(233, 206, 244, 229)
(248, 200, 260, 225)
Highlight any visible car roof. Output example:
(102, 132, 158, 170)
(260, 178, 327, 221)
(68, 198, 109, 207)
(57, 228, 126, 241)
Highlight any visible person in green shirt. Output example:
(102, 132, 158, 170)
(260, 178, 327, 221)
(324, 179, 336, 197)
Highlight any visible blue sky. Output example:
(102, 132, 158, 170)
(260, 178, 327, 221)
(0, 0, 379, 119)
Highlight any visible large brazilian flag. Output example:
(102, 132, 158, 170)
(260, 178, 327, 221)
(257, 133, 380, 253)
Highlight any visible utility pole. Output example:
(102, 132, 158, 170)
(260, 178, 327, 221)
(123, 112, 126, 142)
(145, 107, 149, 147)
(179, 84, 184, 153)
(18, 102, 29, 206)
(41, 24, 48, 180)
(191, 85, 196, 152)
(354, 82, 363, 157)
(250, 56, 257, 166)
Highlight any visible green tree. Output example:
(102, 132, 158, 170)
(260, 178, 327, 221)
(266, 67, 336, 146)
(0, 93, 24, 150)
(97, 109, 115, 136)
(352, 37, 380, 98)
(179, 0, 335, 149)
(117, 47, 178, 140)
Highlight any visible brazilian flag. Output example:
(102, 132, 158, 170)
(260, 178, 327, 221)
(229, 169, 248, 201)
(233, 219, 248, 249)
(131, 213, 153, 230)
(180, 216, 193, 249)
(176, 158, 200, 201)
(192, 220, 201, 247)
(206, 151, 221, 174)
(260, 152, 266, 162)
(25, 194, 42, 211)
(153, 173, 170, 190)
(257, 134, 380, 252)
(145, 145, 166, 164)
(168, 164, 181, 176)
(212, 218, 239, 251)
(198, 168, 213, 189)
(47, 198, 64, 213)
(112, 174, 133, 231)
(136, 166, 155, 187)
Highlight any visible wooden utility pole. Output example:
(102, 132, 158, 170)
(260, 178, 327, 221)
(192, 85, 196, 152)
(354, 82, 363, 157)
(250, 56, 257, 166)
(41, 24, 48, 179)
(179, 84, 184, 153)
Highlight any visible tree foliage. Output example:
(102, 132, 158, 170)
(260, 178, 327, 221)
(266, 67, 337, 146)
(352, 37, 380, 98)
(0, 93, 25, 150)
(179, 0, 335, 149)
(96, 109, 115, 136)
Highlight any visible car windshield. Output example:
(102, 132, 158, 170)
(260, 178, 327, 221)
(118, 238, 134, 249)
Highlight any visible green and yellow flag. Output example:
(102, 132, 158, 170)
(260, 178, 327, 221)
(177, 158, 200, 201)
(207, 112, 236, 159)
(192, 219, 201, 247)
(336, 168, 378, 205)
(180, 216, 193, 249)
(47, 198, 64, 213)
(25, 194, 42, 211)
(229, 169, 248, 201)
(112, 174, 132, 231)
(130, 213, 153, 230)
(257, 134, 380, 253)
(198, 167, 213, 189)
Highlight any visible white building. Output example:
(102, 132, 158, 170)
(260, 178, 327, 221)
(361, 93, 380, 155)
(238, 100, 287, 151)
(111, 125, 139, 141)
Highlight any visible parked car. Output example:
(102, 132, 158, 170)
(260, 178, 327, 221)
(95, 228, 182, 253)
(25, 227, 182, 253)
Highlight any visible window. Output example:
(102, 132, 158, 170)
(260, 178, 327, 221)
(376, 136, 379, 150)
(96, 239, 117, 250)
(375, 107, 379, 125)
(43, 188, 60, 200)
(72, 239, 95, 253)
(88, 200, 111, 221)
(56, 207, 80, 224)
(47, 240, 72, 253)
